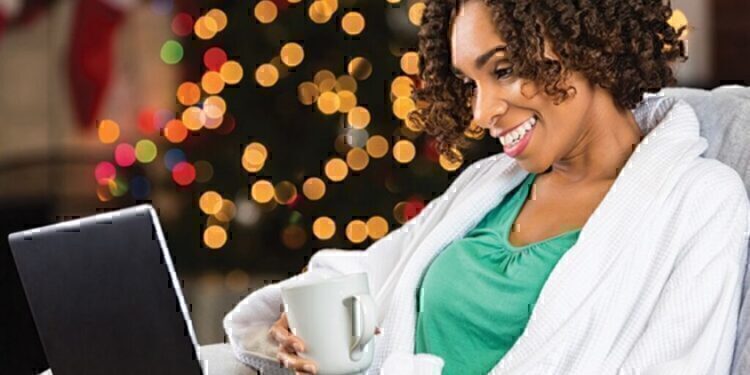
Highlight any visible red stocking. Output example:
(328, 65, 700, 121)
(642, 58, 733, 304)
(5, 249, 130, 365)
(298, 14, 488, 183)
(67, 0, 125, 130)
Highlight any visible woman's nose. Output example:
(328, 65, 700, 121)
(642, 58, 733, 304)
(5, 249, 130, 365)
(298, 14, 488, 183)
(472, 86, 507, 129)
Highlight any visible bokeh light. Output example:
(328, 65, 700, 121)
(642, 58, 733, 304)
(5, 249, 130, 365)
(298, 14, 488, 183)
(409, 2, 426, 26)
(200, 191, 223, 215)
(346, 147, 369, 171)
(182, 106, 206, 131)
(177, 82, 201, 106)
(135, 140, 158, 163)
(164, 119, 189, 143)
(342, 11, 365, 35)
(336, 90, 356, 113)
(94, 162, 116, 185)
(366, 135, 389, 158)
(281, 224, 306, 249)
(255, 0, 278, 24)
(347, 106, 371, 129)
(302, 177, 326, 200)
(312, 216, 336, 240)
(280, 42, 304, 67)
(204, 47, 228, 72)
(393, 139, 416, 163)
(114, 143, 136, 167)
(98, 119, 120, 144)
(171, 13, 194, 36)
(202, 71, 225, 94)
(130, 176, 150, 200)
(317, 91, 340, 114)
(254, 63, 278, 87)
(204, 225, 228, 249)
(297, 82, 320, 105)
(345, 220, 368, 243)
(391, 76, 414, 98)
(206, 9, 228, 32)
(274, 181, 298, 205)
(160, 40, 183, 64)
(215, 199, 237, 222)
(172, 161, 196, 186)
(400, 51, 420, 75)
(366, 216, 389, 239)
(194, 16, 218, 40)
(324, 158, 348, 182)
(220, 61, 244, 85)
(164, 148, 187, 171)
(194, 160, 214, 183)
(251, 180, 275, 203)
(347, 57, 372, 80)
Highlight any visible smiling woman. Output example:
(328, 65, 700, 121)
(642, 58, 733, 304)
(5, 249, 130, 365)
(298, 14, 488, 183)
(408, 0, 687, 174)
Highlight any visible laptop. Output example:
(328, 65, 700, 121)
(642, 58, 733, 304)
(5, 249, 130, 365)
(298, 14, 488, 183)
(8, 204, 204, 375)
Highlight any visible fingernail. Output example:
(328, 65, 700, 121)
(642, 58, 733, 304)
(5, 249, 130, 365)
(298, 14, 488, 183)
(304, 364, 316, 373)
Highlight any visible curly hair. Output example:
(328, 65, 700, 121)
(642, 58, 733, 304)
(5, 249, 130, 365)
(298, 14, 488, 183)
(407, 0, 688, 164)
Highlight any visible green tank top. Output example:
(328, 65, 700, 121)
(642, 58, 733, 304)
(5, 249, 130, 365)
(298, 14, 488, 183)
(414, 172, 582, 374)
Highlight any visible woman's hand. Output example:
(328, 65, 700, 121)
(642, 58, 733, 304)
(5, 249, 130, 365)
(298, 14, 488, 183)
(268, 311, 382, 375)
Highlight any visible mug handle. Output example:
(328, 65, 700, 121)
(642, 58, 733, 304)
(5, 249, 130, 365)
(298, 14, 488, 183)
(349, 294, 377, 361)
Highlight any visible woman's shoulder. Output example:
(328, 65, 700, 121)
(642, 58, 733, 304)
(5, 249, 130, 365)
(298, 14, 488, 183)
(679, 157, 748, 208)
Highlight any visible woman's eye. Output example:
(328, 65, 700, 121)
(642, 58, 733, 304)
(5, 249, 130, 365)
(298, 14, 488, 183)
(494, 67, 513, 80)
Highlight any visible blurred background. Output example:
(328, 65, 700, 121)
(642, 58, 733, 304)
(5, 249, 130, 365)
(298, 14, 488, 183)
(0, 0, 747, 373)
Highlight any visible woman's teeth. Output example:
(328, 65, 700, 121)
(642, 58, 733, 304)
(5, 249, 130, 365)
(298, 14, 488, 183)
(500, 116, 537, 147)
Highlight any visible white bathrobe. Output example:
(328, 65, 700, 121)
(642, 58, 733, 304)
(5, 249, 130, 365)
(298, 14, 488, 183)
(224, 94, 750, 374)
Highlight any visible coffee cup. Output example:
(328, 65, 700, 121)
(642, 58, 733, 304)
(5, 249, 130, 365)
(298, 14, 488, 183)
(281, 272, 377, 375)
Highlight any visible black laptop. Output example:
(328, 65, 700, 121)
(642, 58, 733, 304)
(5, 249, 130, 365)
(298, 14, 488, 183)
(8, 204, 204, 375)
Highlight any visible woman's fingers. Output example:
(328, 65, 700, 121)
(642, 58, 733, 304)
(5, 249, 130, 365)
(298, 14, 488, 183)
(277, 350, 317, 374)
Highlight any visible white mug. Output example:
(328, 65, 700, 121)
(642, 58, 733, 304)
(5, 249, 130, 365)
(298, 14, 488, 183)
(281, 272, 377, 375)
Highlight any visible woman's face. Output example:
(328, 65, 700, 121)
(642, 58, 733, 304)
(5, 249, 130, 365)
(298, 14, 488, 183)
(449, 0, 597, 174)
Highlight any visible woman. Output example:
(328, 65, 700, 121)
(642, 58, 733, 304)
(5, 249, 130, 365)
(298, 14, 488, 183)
(224, 0, 750, 374)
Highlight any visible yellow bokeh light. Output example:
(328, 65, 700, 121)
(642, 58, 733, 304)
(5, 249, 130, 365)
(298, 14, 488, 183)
(199, 191, 223, 215)
(203, 96, 226, 119)
(221, 61, 244, 85)
(392, 96, 416, 119)
(302, 177, 326, 200)
(281, 225, 307, 249)
(314, 70, 336, 87)
(280, 42, 305, 67)
(393, 139, 416, 163)
(202, 71, 225, 95)
(366, 216, 389, 239)
(337, 90, 357, 113)
(182, 106, 207, 131)
(347, 106, 371, 129)
(439, 151, 463, 171)
(195, 16, 218, 40)
(309, 0, 334, 24)
(345, 220, 368, 244)
(324, 158, 348, 182)
(317, 91, 341, 114)
(391, 76, 414, 98)
(404, 115, 424, 132)
(177, 82, 201, 106)
(348, 57, 372, 80)
(318, 78, 336, 92)
(204, 225, 227, 249)
(409, 2, 426, 26)
(342, 11, 365, 35)
(255, 0, 278, 24)
(242, 142, 268, 173)
(464, 119, 485, 140)
(366, 135, 389, 158)
(312, 216, 336, 240)
(346, 147, 369, 171)
(214, 199, 237, 222)
(668, 9, 688, 34)
(400, 52, 420, 75)
(206, 9, 228, 32)
(335, 75, 358, 93)
(251, 180, 275, 203)
(297, 81, 320, 105)
(386, 0, 400, 3)
(255, 63, 279, 87)
(274, 181, 298, 205)
(393, 201, 408, 224)
(98, 119, 120, 144)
